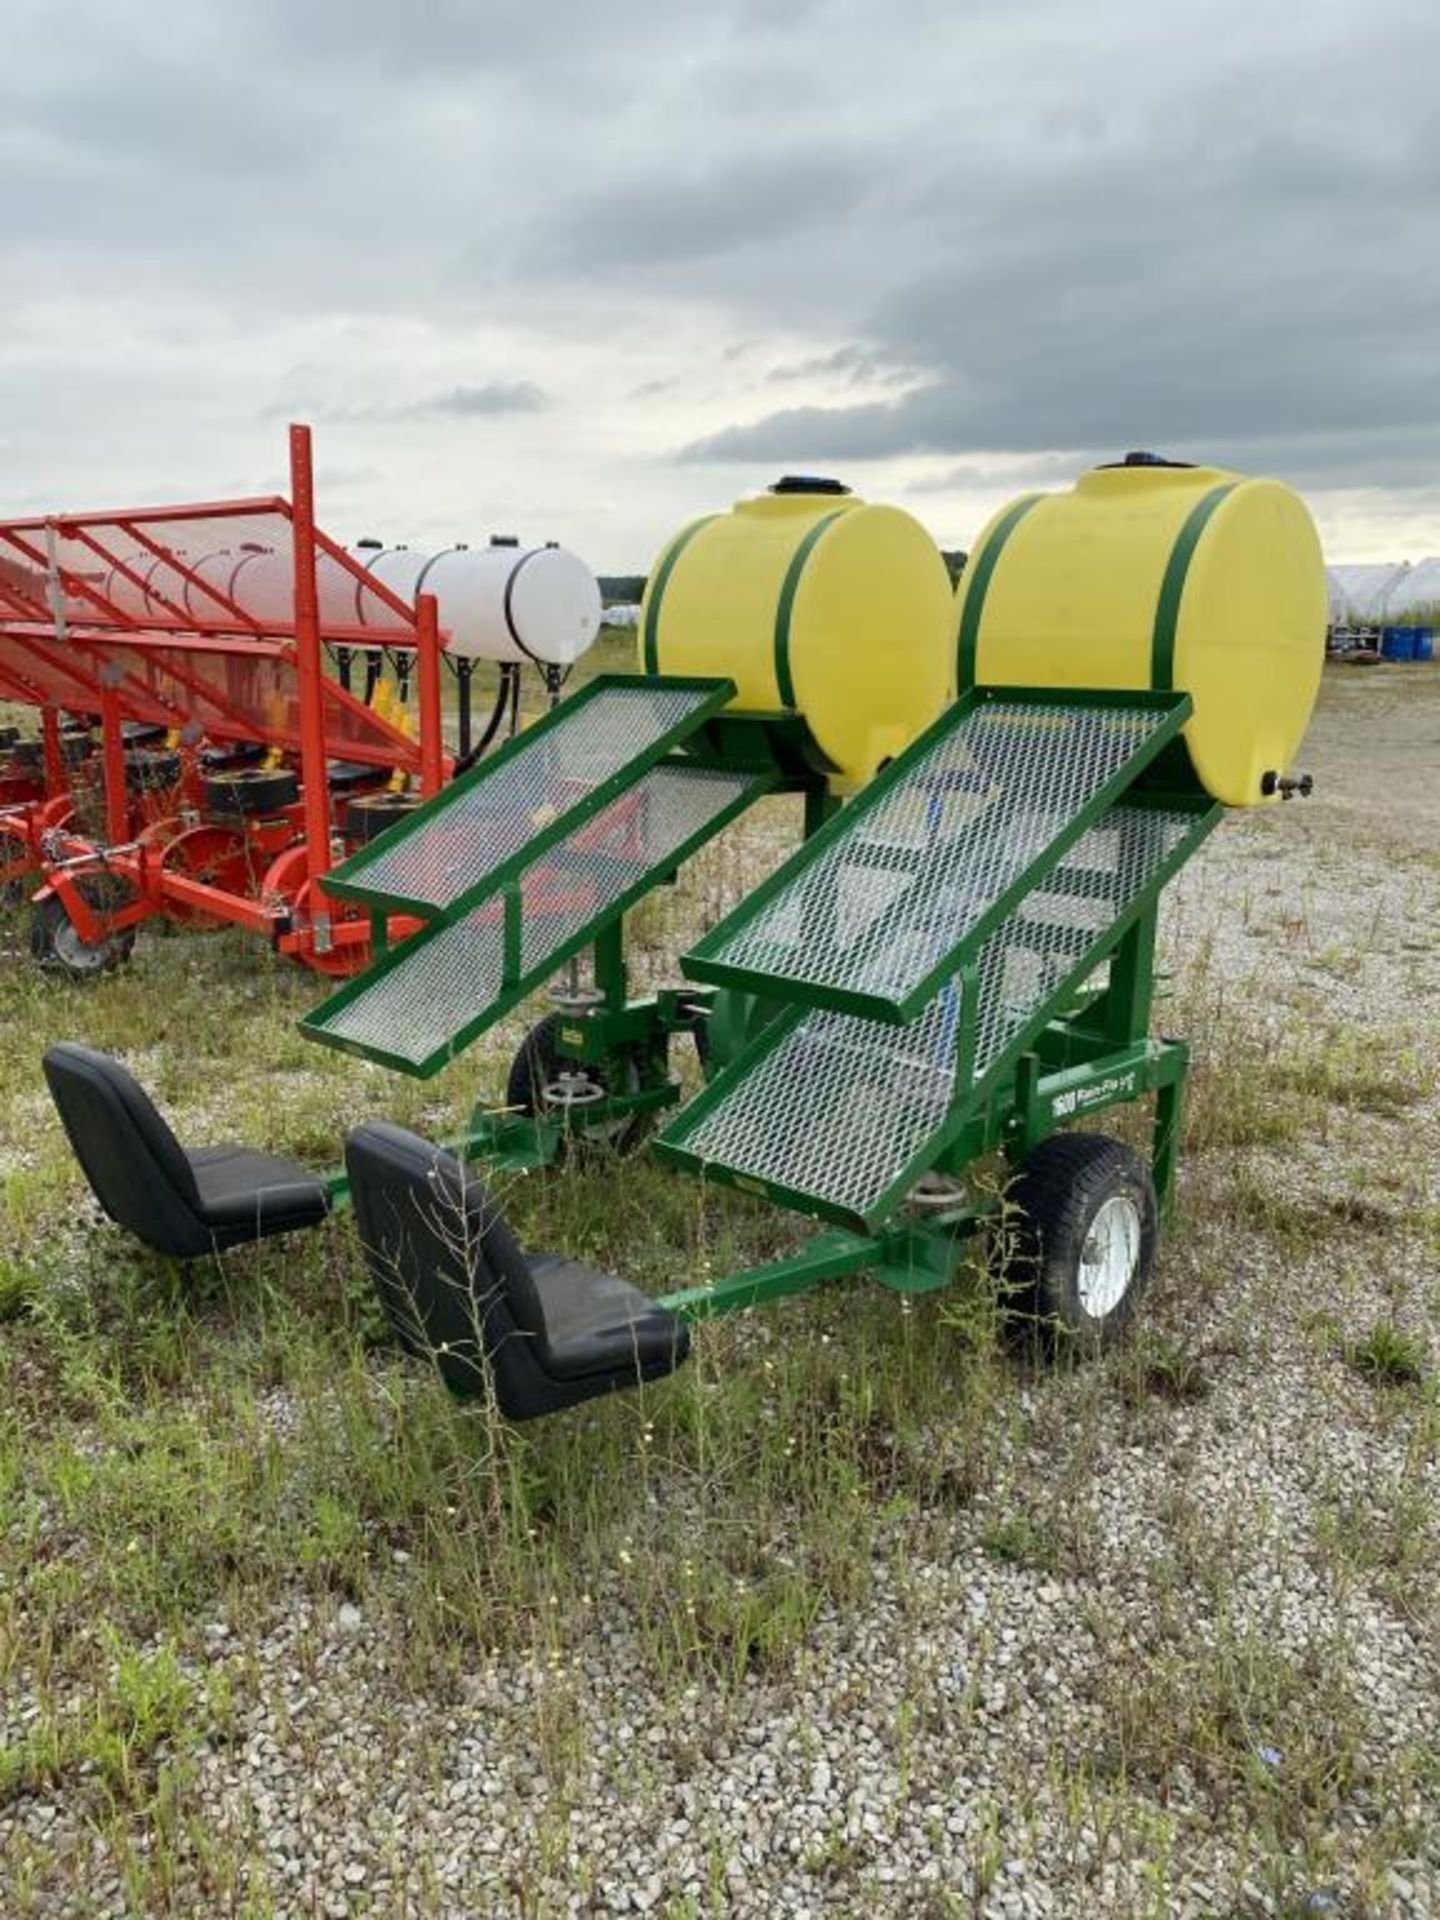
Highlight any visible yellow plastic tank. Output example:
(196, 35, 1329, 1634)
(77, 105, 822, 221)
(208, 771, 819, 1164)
(955, 455, 1327, 806)
(639, 478, 955, 788)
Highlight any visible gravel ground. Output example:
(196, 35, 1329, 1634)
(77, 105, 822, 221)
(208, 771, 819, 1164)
(2, 664, 1438, 1918)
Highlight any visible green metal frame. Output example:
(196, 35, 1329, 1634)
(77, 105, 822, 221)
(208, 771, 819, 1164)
(306, 665, 1225, 1346)
(681, 685, 1194, 1025)
(655, 794, 1219, 1233)
(322, 673, 739, 918)
(647, 1024, 1192, 1324)
(302, 765, 773, 1078)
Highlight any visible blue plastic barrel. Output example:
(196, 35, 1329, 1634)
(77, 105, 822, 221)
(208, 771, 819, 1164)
(1413, 626, 1435, 662)
(1381, 626, 1416, 661)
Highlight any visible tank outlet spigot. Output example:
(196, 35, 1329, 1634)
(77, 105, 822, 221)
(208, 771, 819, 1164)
(1261, 770, 1314, 800)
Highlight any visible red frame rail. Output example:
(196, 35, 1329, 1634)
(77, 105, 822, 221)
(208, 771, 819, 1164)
(0, 425, 450, 973)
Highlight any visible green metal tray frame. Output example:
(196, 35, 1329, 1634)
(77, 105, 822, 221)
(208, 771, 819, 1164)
(302, 763, 774, 1078)
(656, 791, 1221, 1233)
(321, 673, 739, 918)
(651, 1029, 1194, 1323)
(681, 684, 1194, 1026)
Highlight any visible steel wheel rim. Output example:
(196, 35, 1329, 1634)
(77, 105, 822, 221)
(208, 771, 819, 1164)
(1079, 1194, 1141, 1318)
(52, 915, 110, 975)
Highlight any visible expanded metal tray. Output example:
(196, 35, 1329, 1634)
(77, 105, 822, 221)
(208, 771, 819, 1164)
(305, 763, 769, 1076)
(683, 687, 1192, 1025)
(324, 675, 736, 917)
(657, 797, 1219, 1230)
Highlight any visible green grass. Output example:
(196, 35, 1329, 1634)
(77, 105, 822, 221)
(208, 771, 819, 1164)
(1342, 1320, 1429, 1388)
(1, 667, 1438, 1913)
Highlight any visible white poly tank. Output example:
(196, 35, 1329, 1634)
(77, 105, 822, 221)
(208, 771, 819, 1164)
(102, 552, 183, 620)
(92, 534, 601, 668)
(353, 540, 602, 666)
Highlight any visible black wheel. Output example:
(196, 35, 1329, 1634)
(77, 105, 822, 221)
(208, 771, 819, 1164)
(505, 1010, 651, 1155)
(343, 790, 421, 843)
(203, 768, 299, 818)
(30, 871, 139, 979)
(1003, 1133, 1157, 1352)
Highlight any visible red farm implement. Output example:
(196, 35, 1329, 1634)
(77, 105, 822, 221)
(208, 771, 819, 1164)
(0, 425, 450, 977)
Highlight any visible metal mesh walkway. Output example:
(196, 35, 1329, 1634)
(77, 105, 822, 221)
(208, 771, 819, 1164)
(657, 799, 1216, 1228)
(305, 764, 767, 1076)
(683, 690, 1189, 1023)
(325, 676, 734, 917)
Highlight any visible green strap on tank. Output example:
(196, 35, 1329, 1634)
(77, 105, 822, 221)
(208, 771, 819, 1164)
(1149, 484, 1236, 689)
(955, 495, 1041, 689)
(642, 515, 719, 676)
(773, 511, 847, 707)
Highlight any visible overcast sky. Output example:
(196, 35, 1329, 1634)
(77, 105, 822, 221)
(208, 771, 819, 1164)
(2, 0, 1436, 569)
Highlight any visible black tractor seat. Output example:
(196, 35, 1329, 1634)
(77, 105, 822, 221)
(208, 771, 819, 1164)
(42, 1043, 331, 1260)
(344, 1119, 689, 1420)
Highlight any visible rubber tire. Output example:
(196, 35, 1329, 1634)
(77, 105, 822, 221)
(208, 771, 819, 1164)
(203, 768, 299, 818)
(30, 871, 139, 978)
(343, 791, 421, 843)
(505, 1010, 651, 1156)
(1005, 1133, 1157, 1353)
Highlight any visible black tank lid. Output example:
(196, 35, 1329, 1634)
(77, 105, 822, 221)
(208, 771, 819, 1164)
(1098, 451, 1195, 469)
(769, 475, 851, 496)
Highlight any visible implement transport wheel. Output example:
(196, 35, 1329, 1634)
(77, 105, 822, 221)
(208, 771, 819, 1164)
(203, 768, 299, 819)
(1006, 1133, 1157, 1353)
(31, 871, 139, 979)
(506, 1010, 650, 1155)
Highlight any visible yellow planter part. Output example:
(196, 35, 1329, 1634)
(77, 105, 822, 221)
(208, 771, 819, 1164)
(955, 459, 1327, 806)
(639, 482, 955, 788)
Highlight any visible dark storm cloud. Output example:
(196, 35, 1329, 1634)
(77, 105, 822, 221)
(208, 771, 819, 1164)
(670, 20, 1440, 490)
(527, 148, 874, 277)
(1, 0, 1436, 539)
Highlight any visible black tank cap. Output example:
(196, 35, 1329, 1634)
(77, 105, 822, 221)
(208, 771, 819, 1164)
(1098, 451, 1195, 469)
(769, 475, 851, 495)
